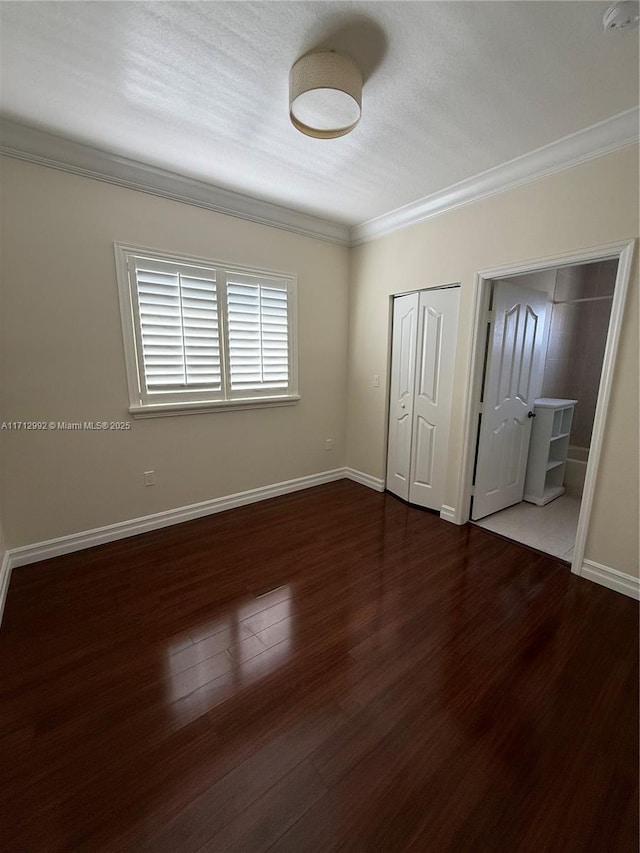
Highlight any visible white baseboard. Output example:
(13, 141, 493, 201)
(344, 468, 385, 492)
(7, 468, 349, 571)
(5, 467, 386, 573)
(439, 505, 460, 524)
(580, 559, 640, 600)
(3, 473, 637, 625)
(0, 550, 11, 626)
(0, 467, 393, 623)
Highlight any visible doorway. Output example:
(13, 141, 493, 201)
(457, 241, 634, 577)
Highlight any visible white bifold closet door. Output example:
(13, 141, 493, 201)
(386, 287, 460, 511)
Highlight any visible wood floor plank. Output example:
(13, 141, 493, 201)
(0, 481, 637, 852)
(203, 758, 328, 853)
(138, 705, 345, 853)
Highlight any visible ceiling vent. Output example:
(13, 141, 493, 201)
(603, 1, 639, 31)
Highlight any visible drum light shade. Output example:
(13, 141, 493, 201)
(289, 50, 362, 139)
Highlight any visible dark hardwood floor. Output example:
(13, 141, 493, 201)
(0, 481, 637, 852)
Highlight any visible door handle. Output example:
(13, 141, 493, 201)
(527, 411, 536, 418)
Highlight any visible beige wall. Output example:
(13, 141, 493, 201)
(0, 519, 6, 577)
(347, 145, 639, 577)
(1, 147, 638, 579)
(0, 158, 349, 547)
(0, 517, 7, 621)
(0, 228, 5, 572)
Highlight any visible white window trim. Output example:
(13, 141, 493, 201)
(114, 243, 299, 418)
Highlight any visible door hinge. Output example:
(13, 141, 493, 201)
(470, 485, 475, 497)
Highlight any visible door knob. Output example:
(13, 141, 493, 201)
(527, 411, 536, 418)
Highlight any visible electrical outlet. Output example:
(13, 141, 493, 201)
(144, 470, 155, 486)
(373, 374, 380, 388)
(325, 439, 333, 451)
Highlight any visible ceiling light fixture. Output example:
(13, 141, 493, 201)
(289, 50, 362, 139)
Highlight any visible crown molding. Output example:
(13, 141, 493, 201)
(2, 110, 637, 250)
(350, 107, 640, 246)
(0, 119, 351, 247)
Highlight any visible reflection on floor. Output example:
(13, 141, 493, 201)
(474, 494, 580, 561)
(2, 482, 637, 851)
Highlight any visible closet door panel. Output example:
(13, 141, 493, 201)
(408, 288, 460, 510)
(386, 292, 419, 500)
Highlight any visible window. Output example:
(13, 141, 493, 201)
(115, 245, 298, 417)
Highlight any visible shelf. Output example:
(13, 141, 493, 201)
(524, 484, 565, 507)
(561, 408, 573, 436)
(543, 484, 565, 504)
(524, 399, 576, 506)
(534, 398, 578, 409)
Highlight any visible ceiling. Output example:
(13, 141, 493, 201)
(0, 1, 638, 227)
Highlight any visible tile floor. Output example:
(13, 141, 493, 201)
(474, 494, 580, 561)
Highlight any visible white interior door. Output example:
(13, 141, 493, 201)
(472, 281, 549, 520)
(386, 292, 418, 500)
(409, 288, 460, 510)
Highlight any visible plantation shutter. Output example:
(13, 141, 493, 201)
(132, 257, 221, 398)
(226, 273, 290, 392)
(119, 247, 297, 411)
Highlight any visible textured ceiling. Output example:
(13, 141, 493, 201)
(0, 1, 638, 226)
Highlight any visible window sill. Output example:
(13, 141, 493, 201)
(129, 395, 301, 419)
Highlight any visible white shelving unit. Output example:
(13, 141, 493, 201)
(524, 398, 577, 507)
